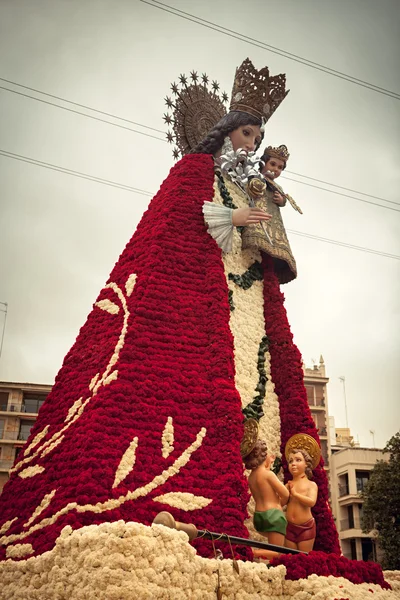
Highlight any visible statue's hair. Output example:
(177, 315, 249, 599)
(191, 111, 263, 155)
(243, 439, 268, 470)
(260, 149, 287, 170)
(288, 448, 313, 479)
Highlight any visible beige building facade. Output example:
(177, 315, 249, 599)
(303, 356, 331, 473)
(330, 445, 389, 561)
(0, 381, 51, 491)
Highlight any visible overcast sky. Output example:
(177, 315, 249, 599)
(0, 0, 399, 449)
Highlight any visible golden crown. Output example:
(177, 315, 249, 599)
(264, 144, 290, 164)
(285, 433, 321, 469)
(230, 58, 289, 121)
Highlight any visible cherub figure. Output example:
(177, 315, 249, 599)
(244, 440, 289, 558)
(284, 447, 318, 552)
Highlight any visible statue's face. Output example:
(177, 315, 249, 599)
(229, 125, 262, 153)
(262, 157, 285, 180)
(288, 451, 307, 476)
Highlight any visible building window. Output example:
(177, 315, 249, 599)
(0, 418, 5, 439)
(320, 440, 329, 464)
(347, 505, 354, 528)
(18, 420, 33, 441)
(315, 387, 325, 407)
(22, 393, 47, 414)
(362, 538, 376, 562)
(350, 538, 357, 560)
(341, 505, 355, 530)
(358, 503, 364, 523)
(0, 391, 9, 411)
(305, 386, 316, 406)
(338, 473, 349, 496)
(356, 470, 370, 493)
(312, 412, 326, 432)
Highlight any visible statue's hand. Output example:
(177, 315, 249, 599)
(232, 207, 271, 226)
(287, 481, 297, 498)
(273, 191, 286, 207)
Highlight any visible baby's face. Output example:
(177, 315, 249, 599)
(288, 452, 306, 475)
(262, 157, 285, 180)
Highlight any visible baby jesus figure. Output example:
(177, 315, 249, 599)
(241, 144, 300, 284)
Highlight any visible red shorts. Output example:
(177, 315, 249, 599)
(285, 518, 316, 543)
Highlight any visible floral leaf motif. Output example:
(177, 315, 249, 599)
(41, 435, 64, 457)
(95, 299, 120, 315)
(103, 371, 118, 386)
(112, 436, 138, 489)
(66, 397, 83, 421)
(25, 489, 57, 527)
(0, 518, 17, 535)
(23, 425, 50, 457)
(6, 544, 34, 559)
(161, 416, 174, 458)
(1, 429, 207, 548)
(89, 374, 100, 392)
(18, 465, 45, 479)
(125, 273, 137, 297)
(153, 492, 213, 511)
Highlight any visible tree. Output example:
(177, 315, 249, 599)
(361, 432, 400, 569)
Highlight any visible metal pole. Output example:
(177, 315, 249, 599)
(196, 529, 306, 555)
(339, 376, 349, 429)
(0, 302, 7, 361)
(370, 430, 375, 448)
(153, 512, 307, 555)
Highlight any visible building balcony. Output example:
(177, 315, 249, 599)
(0, 430, 30, 443)
(339, 527, 372, 541)
(0, 403, 40, 415)
(338, 487, 365, 506)
(340, 517, 362, 531)
(317, 426, 327, 437)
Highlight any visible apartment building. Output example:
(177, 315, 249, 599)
(330, 444, 389, 561)
(303, 356, 331, 472)
(0, 381, 51, 491)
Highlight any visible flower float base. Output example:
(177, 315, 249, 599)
(0, 521, 398, 600)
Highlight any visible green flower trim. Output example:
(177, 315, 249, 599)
(242, 335, 270, 422)
(228, 261, 263, 291)
(216, 172, 237, 209)
(228, 289, 235, 312)
(271, 456, 282, 475)
(216, 172, 244, 234)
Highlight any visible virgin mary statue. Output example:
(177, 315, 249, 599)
(0, 59, 339, 563)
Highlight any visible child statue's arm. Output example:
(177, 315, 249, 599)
(288, 481, 318, 507)
(272, 191, 286, 207)
(265, 471, 290, 504)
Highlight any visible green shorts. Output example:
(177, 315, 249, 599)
(253, 508, 287, 535)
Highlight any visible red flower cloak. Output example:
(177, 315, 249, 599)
(0, 153, 339, 562)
